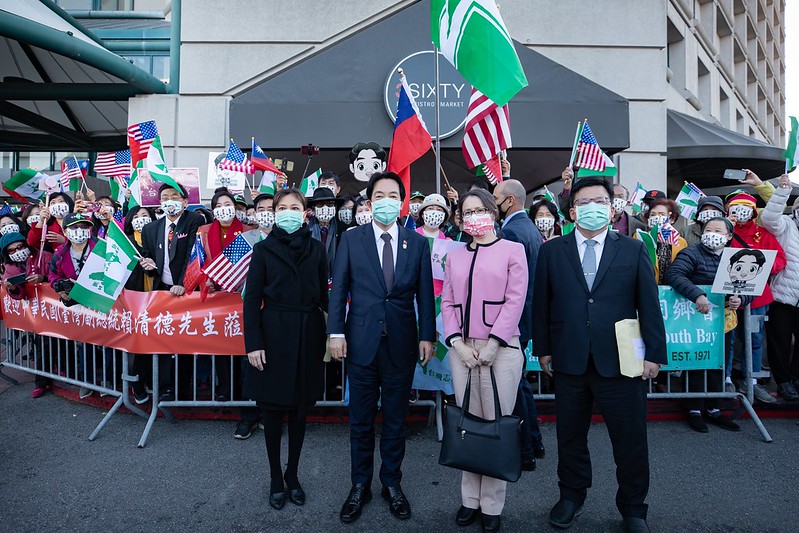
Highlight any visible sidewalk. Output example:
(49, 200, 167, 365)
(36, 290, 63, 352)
(1, 376, 796, 532)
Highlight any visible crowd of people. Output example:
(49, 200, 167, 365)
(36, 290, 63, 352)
(2, 161, 798, 533)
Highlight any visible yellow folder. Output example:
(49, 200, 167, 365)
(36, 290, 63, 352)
(615, 319, 645, 378)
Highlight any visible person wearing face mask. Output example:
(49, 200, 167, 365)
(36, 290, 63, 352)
(610, 184, 645, 237)
(139, 183, 204, 402)
(243, 187, 329, 510)
(530, 199, 561, 241)
(724, 190, 786, 401)
(337, 195, 355, 230)
(319, 170, 342, 197)
(0, 213, 28, 239)
(533, 177, 666, 533)
(20, 203, 42, 235)
(634, 199, 688, 284)
(351, 196, 373, 228)
(243, 194, 275, 247)
(665, 217, 751, 431)
(198, 188, 249, 288)
(415, 194, 450, 240)
(1, 232, 52, 398)
(683, 196, 726, 246)
(232, 194, 252, 225)
(26, 192, 73, 254)
(86, 195, 120, 238)
(307, 186, 346, 278)
(405, 191, 426, 226)
(440, 189, 527, 532)
(760, 173, 799, 402)
(329, 172, 436, 525)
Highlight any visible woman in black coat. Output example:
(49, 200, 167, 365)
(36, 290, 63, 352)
(243, 187, 328, 511)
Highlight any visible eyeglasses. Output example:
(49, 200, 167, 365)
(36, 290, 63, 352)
(462, 207, 490, 217)
(573, 197, 611, 207)
(7, 245, 25, 253)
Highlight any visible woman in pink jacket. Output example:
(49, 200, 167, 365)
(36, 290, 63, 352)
(441, 188, 527, 533)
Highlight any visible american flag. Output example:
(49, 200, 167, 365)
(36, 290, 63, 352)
(461, 88, 511, 169)
(658, 225, 681, 246)
(95, 150, 131, 178)
(481, 154, 503, 185)
(60, 156, 87, 188)
(127, 120, 159, 168)
(218, 140, 255, 174)
(203, 234, 252, 292)
(574, 121, 606, 172)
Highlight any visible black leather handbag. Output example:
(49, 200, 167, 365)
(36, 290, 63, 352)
(438, 367, 523, 482)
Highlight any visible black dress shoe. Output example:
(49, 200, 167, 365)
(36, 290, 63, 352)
(288, 487, 305, 506)
(381, 485, 411, 520)
(158, 389, 174, 402)
(481, 513, 501, 533)
(340, 484, 372, 523)
(269, 492, 287, 510)
(521, 457, 536, 471)
(533, 441, 546, 459)
(622, 517, 650, 533)
(549, 498, 583, 529)
(704, 412, 740, 431)
(455, 506, 480, 526)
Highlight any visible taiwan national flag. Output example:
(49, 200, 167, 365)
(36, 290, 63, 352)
(386, 74, 432, 217)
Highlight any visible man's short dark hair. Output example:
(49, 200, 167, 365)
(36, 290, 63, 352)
(468, 177, 492, 192)
(569, 177, 615, 208)
(349, 142, 387, 164)
(729, 248, 766, 268)
(253, 193, 274, 208)
(319, 171, 341, 186)
(366, 171, 406, 201)
(159, 182, 189, 199)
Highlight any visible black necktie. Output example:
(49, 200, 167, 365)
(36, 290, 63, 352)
(381, 233, 394, 291)
(168, 222, 177, 260)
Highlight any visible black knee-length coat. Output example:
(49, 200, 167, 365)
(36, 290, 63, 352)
(242, 226, 328, 407)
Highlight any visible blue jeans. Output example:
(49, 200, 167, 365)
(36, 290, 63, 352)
(727, 305, 768, 379)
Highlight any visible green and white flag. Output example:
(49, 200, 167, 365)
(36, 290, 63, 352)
(69, 223, 139, 314)
(2, 168, 46, 202)
(299, 168, 321, 197)
(108, 176, 129, 207)
(629, 182, 648, 215)
(635, 227, 658, 266)
(431, 0, 528, 107)
(784, 115, 798, 173)
(258, 171, 279, 195)
(127, 160, 144, 209)
(576, 152, 617, 178)
(146, 135, 181, 191)
(674, 182, 703, 221)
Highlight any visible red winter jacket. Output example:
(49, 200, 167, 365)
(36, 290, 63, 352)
(731, 220, 787, 309)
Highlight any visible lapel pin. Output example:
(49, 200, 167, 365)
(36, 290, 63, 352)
(402, 240, 408, 250)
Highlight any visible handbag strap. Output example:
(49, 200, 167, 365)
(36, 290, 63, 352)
(489, 367, 503, 420)
(459, 367, 504, 421)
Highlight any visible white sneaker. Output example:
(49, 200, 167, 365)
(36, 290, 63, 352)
(79, 386, 93, 399)
(753, 383, 777, 404)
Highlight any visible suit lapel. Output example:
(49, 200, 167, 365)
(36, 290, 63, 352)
(154, 218, 166, 272)
(562, 232, 590, 294)
(592, 230, 620, 290)
(361, 226, 387, 293)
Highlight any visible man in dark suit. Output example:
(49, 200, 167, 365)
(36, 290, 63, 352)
(140, 182, 204, 401)
(329, 172, 436, 524)
(533, 177, 667, 533)
(493, 179, 545, 470)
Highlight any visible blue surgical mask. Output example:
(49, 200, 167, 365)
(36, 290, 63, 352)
(372, 198, 401, 225)
(275, 210, 303, 234)
(575, 203, 611, 231)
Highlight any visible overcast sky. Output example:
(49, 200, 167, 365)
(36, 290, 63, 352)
(786, 1, 797, 121)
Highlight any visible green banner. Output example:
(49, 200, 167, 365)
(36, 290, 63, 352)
(659, 285, 725, 371)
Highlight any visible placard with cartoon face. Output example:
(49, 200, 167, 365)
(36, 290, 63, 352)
(206, 152, 246, 193)
(711, 247, 777, 296)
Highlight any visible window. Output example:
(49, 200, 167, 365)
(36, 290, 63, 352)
(122, 55, 170, 83)
(57, 0, 134, 10)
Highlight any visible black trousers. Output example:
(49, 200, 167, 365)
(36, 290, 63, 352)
(766, 301, 799, 384)
(554, 359, 650, 519)
(346, 337, 415, 487)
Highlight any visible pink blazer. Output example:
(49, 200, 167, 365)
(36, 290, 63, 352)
(441, 238, 527, 347)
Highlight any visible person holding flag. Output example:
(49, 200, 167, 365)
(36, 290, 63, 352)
(633, 198, 687, 284)
(26, 192, 74, 254)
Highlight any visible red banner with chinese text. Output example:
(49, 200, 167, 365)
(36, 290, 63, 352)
(1, 286, 246, 355)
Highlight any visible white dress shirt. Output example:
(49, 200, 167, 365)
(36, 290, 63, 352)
(574, 227, 609, 267)
(372, 221, 399, 269)
(161, 213, 183, 286)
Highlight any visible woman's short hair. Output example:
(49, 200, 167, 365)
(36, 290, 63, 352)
(457, 188, 499, 220)
(123, 206, 154, 235)
(273, 188, 307, 210)
(648, 198, 681, 222)
(530, 199, 559, 220)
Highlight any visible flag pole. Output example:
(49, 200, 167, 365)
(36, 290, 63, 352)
(568, 121, 582, 167)
(433, 44, 442, 195)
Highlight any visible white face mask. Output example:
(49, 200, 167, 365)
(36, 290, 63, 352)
(9, 248, 30, 263)
(213, 205, 236, 223)
(612, 198, 627, 214)
(701, 232, 728, 250)
(696, 209, 724, 224)
(49, 203, 70, 218)
(95, 212, 107, 221)
(409, 203, 422, 217)
(315, 205, 336, 223)
(338, 209, 353, 225)
(161, 200, 183, 217)
(66, 227, 91, 244)
(131, 216, 152, 232)
(648, 214, 669, 228)
(155, 211, 166, 220)
(0, 224, 20, 235)
(255, 211, 275, 230)
(422, 209, 446, 229)
(355, 212, 373, 226)
(26, 215, 41, 226)
(729, 205, 753, 223)
(235, 210, 247, 222)
(535, 217, 555, 233)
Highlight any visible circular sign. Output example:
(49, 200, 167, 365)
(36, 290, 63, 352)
(384, 51, 471, 140)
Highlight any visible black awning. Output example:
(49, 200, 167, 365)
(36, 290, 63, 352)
(230, 0, 629, 155)
(667, 109, 785, 190)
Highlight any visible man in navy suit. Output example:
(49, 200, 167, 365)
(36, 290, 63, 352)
(329, 172, 436, 524)
(493, 179, 545, 469)
(533, 177, 667, 533)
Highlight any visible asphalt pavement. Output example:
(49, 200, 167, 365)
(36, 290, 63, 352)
(0, 367, 796, 533)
